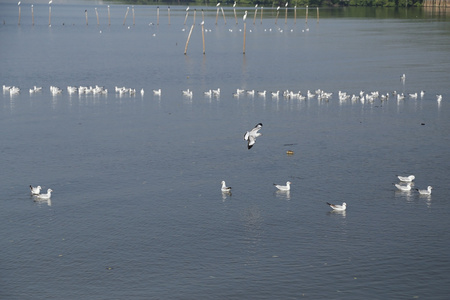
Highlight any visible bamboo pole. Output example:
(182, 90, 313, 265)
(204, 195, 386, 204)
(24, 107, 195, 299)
(215, 5, 219, 25)
(202, 9, 204, 23)
(184, 7, 189, 25)
(243, 22, 246, 54)
(184, 24, 194, 55)
(261, 7, 263, 24)
(294, 5, 297, 24)
(168, 7, 170, 25)
(49, 2, 52, 27)
(275, 6, 280, 24)
(18, 2, 21, 26)
(243, 11, 247, 54)
(132, 6, 135, 26)
(317, 7, 319, 23)
(85, 9, 88, 25)
(221, 7, 226, 24)
(31, 4, 34, 26)
(253, 5, 258, 25)
(123, 7, 129, 26)
(233, 2, 237, 24)
(157, 6, 159, 25)
(193, 9, 196, 25)
(201, 21, 205, 55)
(108, 5, 110, 26)
(95, 8, 99, 26)
(306, 5, 308, 24)
(285, 2, 288, 25)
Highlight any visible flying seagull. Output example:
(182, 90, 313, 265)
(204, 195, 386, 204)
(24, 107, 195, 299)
(244, 123, 262, 149)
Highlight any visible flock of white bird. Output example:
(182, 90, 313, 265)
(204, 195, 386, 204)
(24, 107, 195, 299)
(30, 185, 53, 200)
(3, 79, 444, 106)
(220, 122, 346, 211)
(394, 175, 433, 196)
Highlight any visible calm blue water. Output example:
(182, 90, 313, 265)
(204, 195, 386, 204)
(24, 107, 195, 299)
(1, 2, 450, 299)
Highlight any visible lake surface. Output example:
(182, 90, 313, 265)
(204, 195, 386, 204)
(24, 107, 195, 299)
(1, 2, 450, 299)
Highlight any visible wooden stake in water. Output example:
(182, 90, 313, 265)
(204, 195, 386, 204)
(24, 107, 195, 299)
(184, 6, 189, 25)
(31, 4, 34, 26)
(215, 3, 220, 25)
(243, 11, 247, 54)
(123, 7, 129, 26)
(168, 7, 171, 25)
(294, 5, 297, 24)
(233, 1, 237, 25)
(95, 8, 99, 26)
(305, 5, 308, 24)
(108, 5, 110, 26)
(221, 7, 226, 24)
(285, 2, 288, 25)
(132, 6, 135, 26)
(193, 9, 196, 25)
(48, 0, 52, 27)
(202, 9, 204, 23)
(253, 4, 258, 25)
(275, 6, 280, 24)
(18, 2, 21, 26)
(157, 6, 159, 25)
(85, 9, 88, 25)
(184, 24, 194, 55)
(261, 6, 263, 24)
(317, 7, 319, 23)
(201, 21, 205, 55)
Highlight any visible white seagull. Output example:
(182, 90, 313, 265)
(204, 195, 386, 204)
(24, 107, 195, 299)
(327, 202, 347, 211)
(244, 123, 263, 149)
(153, 88, 161, 96)
(36, 189, 53, 199)
(397, 175, 415, 183)
(416, 186, 432, 195)
(221, 181, 232, 192)
(30, 185, 42, 195)
(243, 10, 247, 21)
(182, 89, 193, 97)
(394, 183, 412, 192)
(274, 181, 291, 191)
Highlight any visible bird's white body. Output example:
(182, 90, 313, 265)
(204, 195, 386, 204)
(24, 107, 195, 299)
(36, 189, 53, 199)
(244, 123, 263, 149)
(221, 181, 232, 192)
(395, 183, 412, 192)
(327, 202, 346, 211)
(416, 186, 432, 195)
(274, 181, 291, 191)
(397, 175, 415, 183)
(30, 185, 41, 195)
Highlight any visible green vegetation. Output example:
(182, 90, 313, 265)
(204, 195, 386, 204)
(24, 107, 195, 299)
(112, 0, 424, 7)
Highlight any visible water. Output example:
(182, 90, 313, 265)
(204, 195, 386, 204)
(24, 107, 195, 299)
(1, 2, 450, 299)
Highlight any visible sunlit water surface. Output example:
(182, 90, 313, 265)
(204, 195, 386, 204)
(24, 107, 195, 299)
(1, 3, 450, 299)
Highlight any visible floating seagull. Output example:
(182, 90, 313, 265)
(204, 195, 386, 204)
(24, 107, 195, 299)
(221, 181, 232, 192)
(327, 202, 347, 211)
(416, 186, 432, 195)
(30, 185, 41, 195)
(153, 88, 161, 96)
(36, 188, 53, 199)
(394, 183, 412, 192)
(182, 89, 193, 97)
(244, 123, 263, 149)
(397, 175, 415, 182)
(274, 181, 291, 191)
